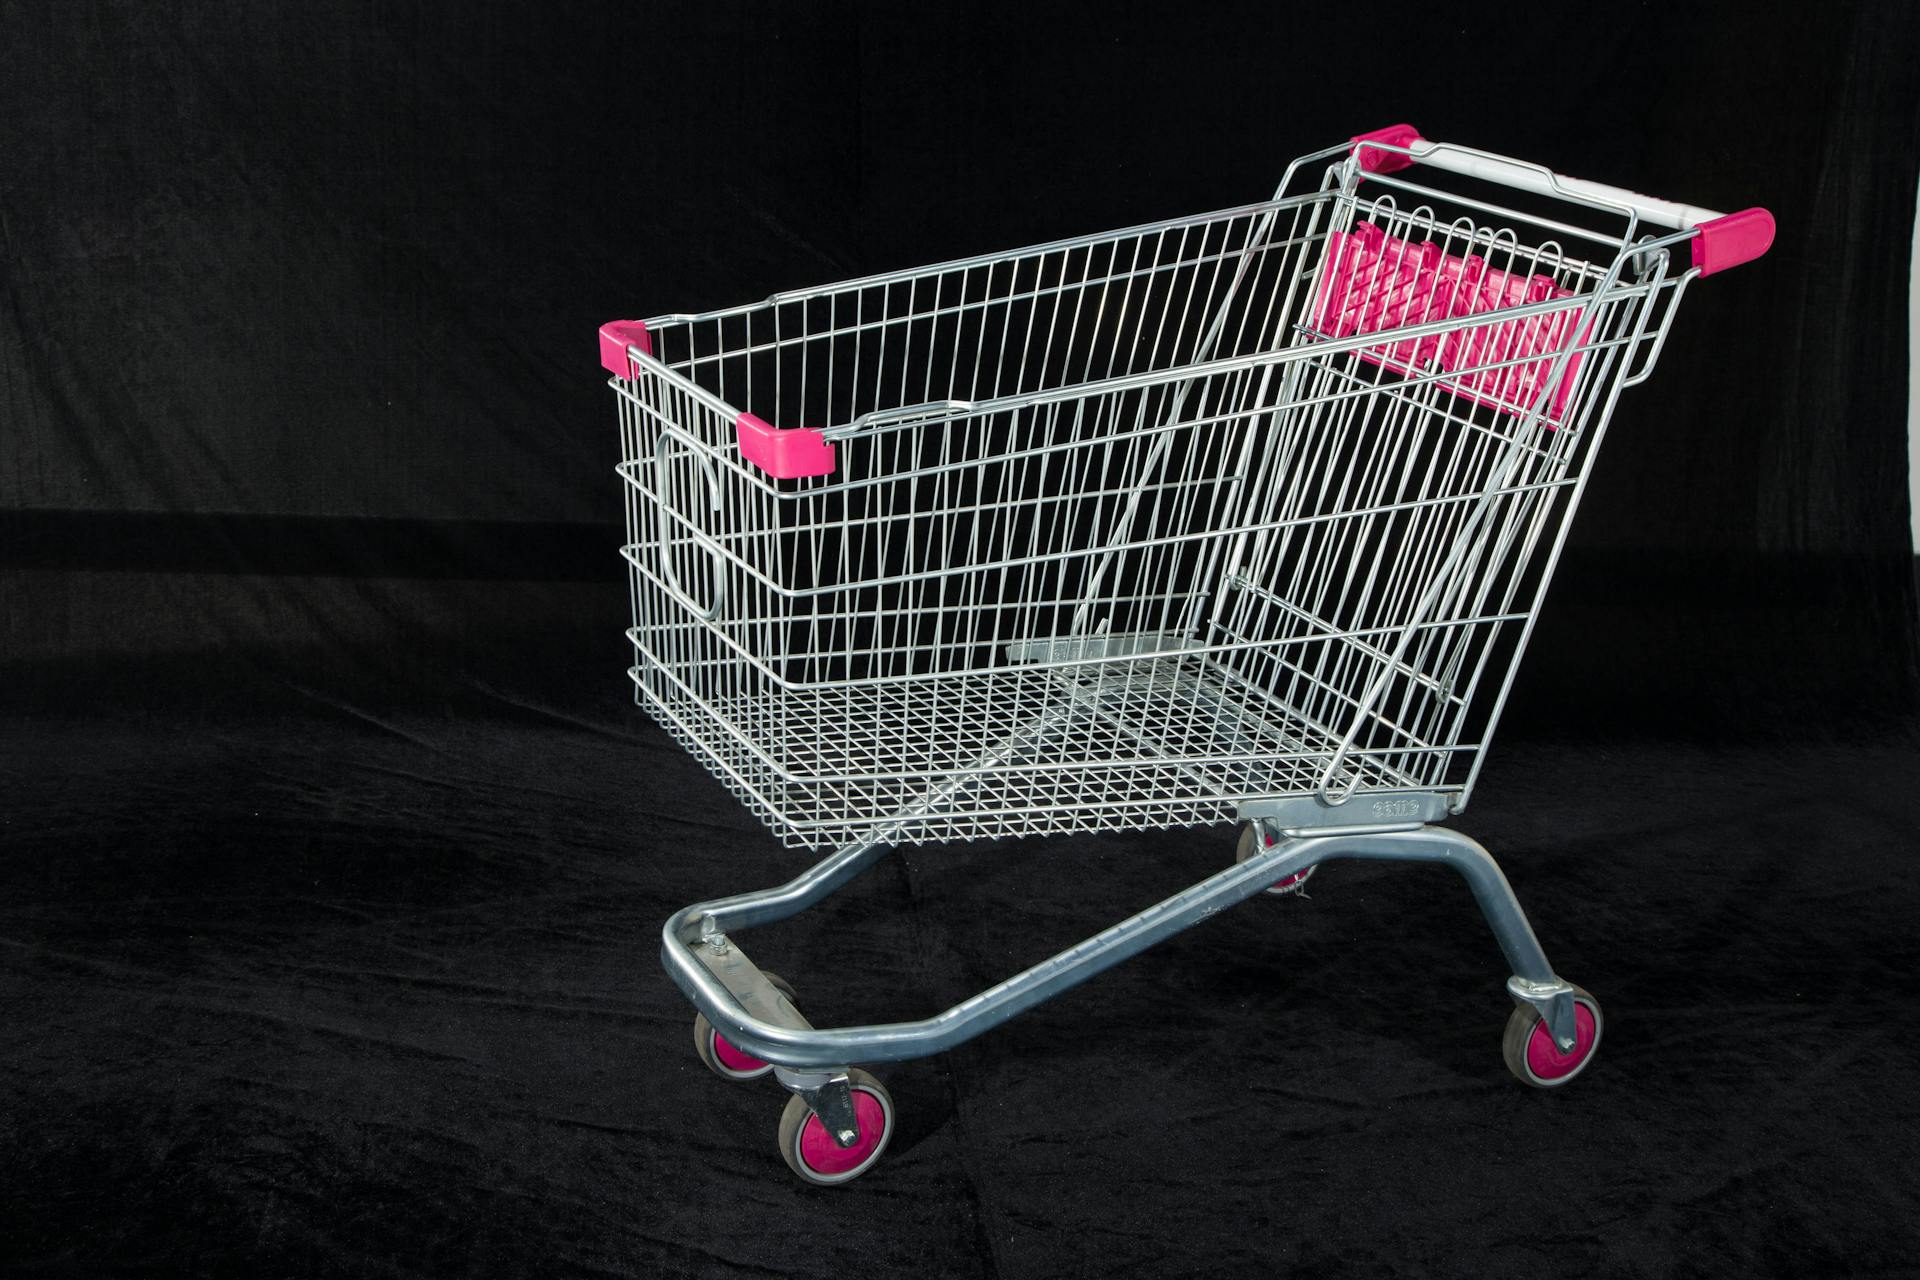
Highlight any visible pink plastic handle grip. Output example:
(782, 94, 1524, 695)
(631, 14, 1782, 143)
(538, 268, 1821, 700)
(1351, 123, 1424, 173)
(1690, 208, 1775, 276)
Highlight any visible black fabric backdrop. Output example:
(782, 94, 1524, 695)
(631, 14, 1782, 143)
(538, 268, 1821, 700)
(3, 2, 1919, 1276)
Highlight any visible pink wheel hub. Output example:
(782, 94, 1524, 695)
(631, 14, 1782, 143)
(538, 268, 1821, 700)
(711, 1032, 768, 1075)
(796, 1088, 889, 1176)
(1245, 828, 1313, 893)
(1525, 1001, 1598, 1080)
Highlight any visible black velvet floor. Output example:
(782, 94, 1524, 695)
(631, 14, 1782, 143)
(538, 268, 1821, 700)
(5, 693, 1918, 1278)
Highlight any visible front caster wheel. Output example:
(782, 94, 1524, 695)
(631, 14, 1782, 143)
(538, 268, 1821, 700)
(778, 1069, 894, 1186)
(1503, 985, 1603, 1088)
(692, 970, 799, 1082)
(1235, 822, 1317, 896)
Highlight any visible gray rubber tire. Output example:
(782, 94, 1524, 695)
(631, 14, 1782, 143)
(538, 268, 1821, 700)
(692, 970, 799, 1082)
(1235, 822, 1318, 897)
(777, 1068, 894, 1187)
(1502, 985, 1603, 1088)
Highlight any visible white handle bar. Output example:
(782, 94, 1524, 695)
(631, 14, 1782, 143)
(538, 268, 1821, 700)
(1347, 123, 1773, 277)
(1398, 140, 1724, 230)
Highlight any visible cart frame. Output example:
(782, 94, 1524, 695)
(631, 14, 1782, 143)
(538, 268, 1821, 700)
(607, 125, 1772, 1182)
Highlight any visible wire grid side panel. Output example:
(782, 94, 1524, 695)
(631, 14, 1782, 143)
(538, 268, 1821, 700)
(620, 361, 1404, 846)
(646, 198, 1334, 435)
(619, 369, 794, 759)
(1202, 207, 1674, 795)
(761, 361, 1305, 691)
(622, 371, 1468, 846)
(614, 349, 1312, 846)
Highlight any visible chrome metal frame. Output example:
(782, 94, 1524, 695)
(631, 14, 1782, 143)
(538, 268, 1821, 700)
(616, 134, 1713, 1144)
(661, 818, 1581, 1088)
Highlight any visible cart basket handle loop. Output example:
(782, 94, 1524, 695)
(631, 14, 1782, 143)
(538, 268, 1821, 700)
(654, 428, 728, 621)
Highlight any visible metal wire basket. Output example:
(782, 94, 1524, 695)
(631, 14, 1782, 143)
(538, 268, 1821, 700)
(611, 132, 1759, 849)
(602, 123, 1774, 1184)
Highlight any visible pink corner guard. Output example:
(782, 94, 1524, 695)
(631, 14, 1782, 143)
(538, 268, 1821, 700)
(599, 320, 836, 479)
(598, 319, 653, 374)
(734, 412, 836, 479)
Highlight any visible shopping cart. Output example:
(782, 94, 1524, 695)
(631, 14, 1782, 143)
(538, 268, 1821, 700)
(600, 124, 1772, 1184)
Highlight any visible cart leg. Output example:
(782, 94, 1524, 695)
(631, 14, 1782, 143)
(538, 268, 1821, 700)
(1425, 829, 1580, 1053)
(662, 818, 1598, 1187)
(657, 817, 1603, 1185)
(666, 820, 1590, 1064)
(677, 832, 895, 937)
(1297, 824, 1583, 1053)
(679, 913, 903, 1185)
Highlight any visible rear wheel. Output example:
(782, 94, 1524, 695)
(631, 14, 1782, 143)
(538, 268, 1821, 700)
(1502, 986, 1603, 1087)
(1235, 822, 1317, 896)
(691, 970, 800, 1082)
(778, 1069, 894, 1186)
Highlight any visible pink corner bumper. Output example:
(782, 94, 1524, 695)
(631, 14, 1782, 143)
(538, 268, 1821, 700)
(599, 320, 654, 377)
(735, 412, 836, 479)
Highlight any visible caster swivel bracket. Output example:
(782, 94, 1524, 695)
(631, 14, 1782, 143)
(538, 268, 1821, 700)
(774, 1067, 862, 1148)
(1508, 975, 1579, 1052)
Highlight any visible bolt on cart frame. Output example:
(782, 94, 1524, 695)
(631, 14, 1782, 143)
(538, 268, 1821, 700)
(600, 124, 1773, 1184)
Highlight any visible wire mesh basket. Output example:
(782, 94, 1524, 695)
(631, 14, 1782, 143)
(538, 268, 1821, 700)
(607, 131, 1764, 849)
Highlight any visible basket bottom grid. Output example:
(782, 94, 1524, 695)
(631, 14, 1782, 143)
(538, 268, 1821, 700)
(632, 651, 1424, 849)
